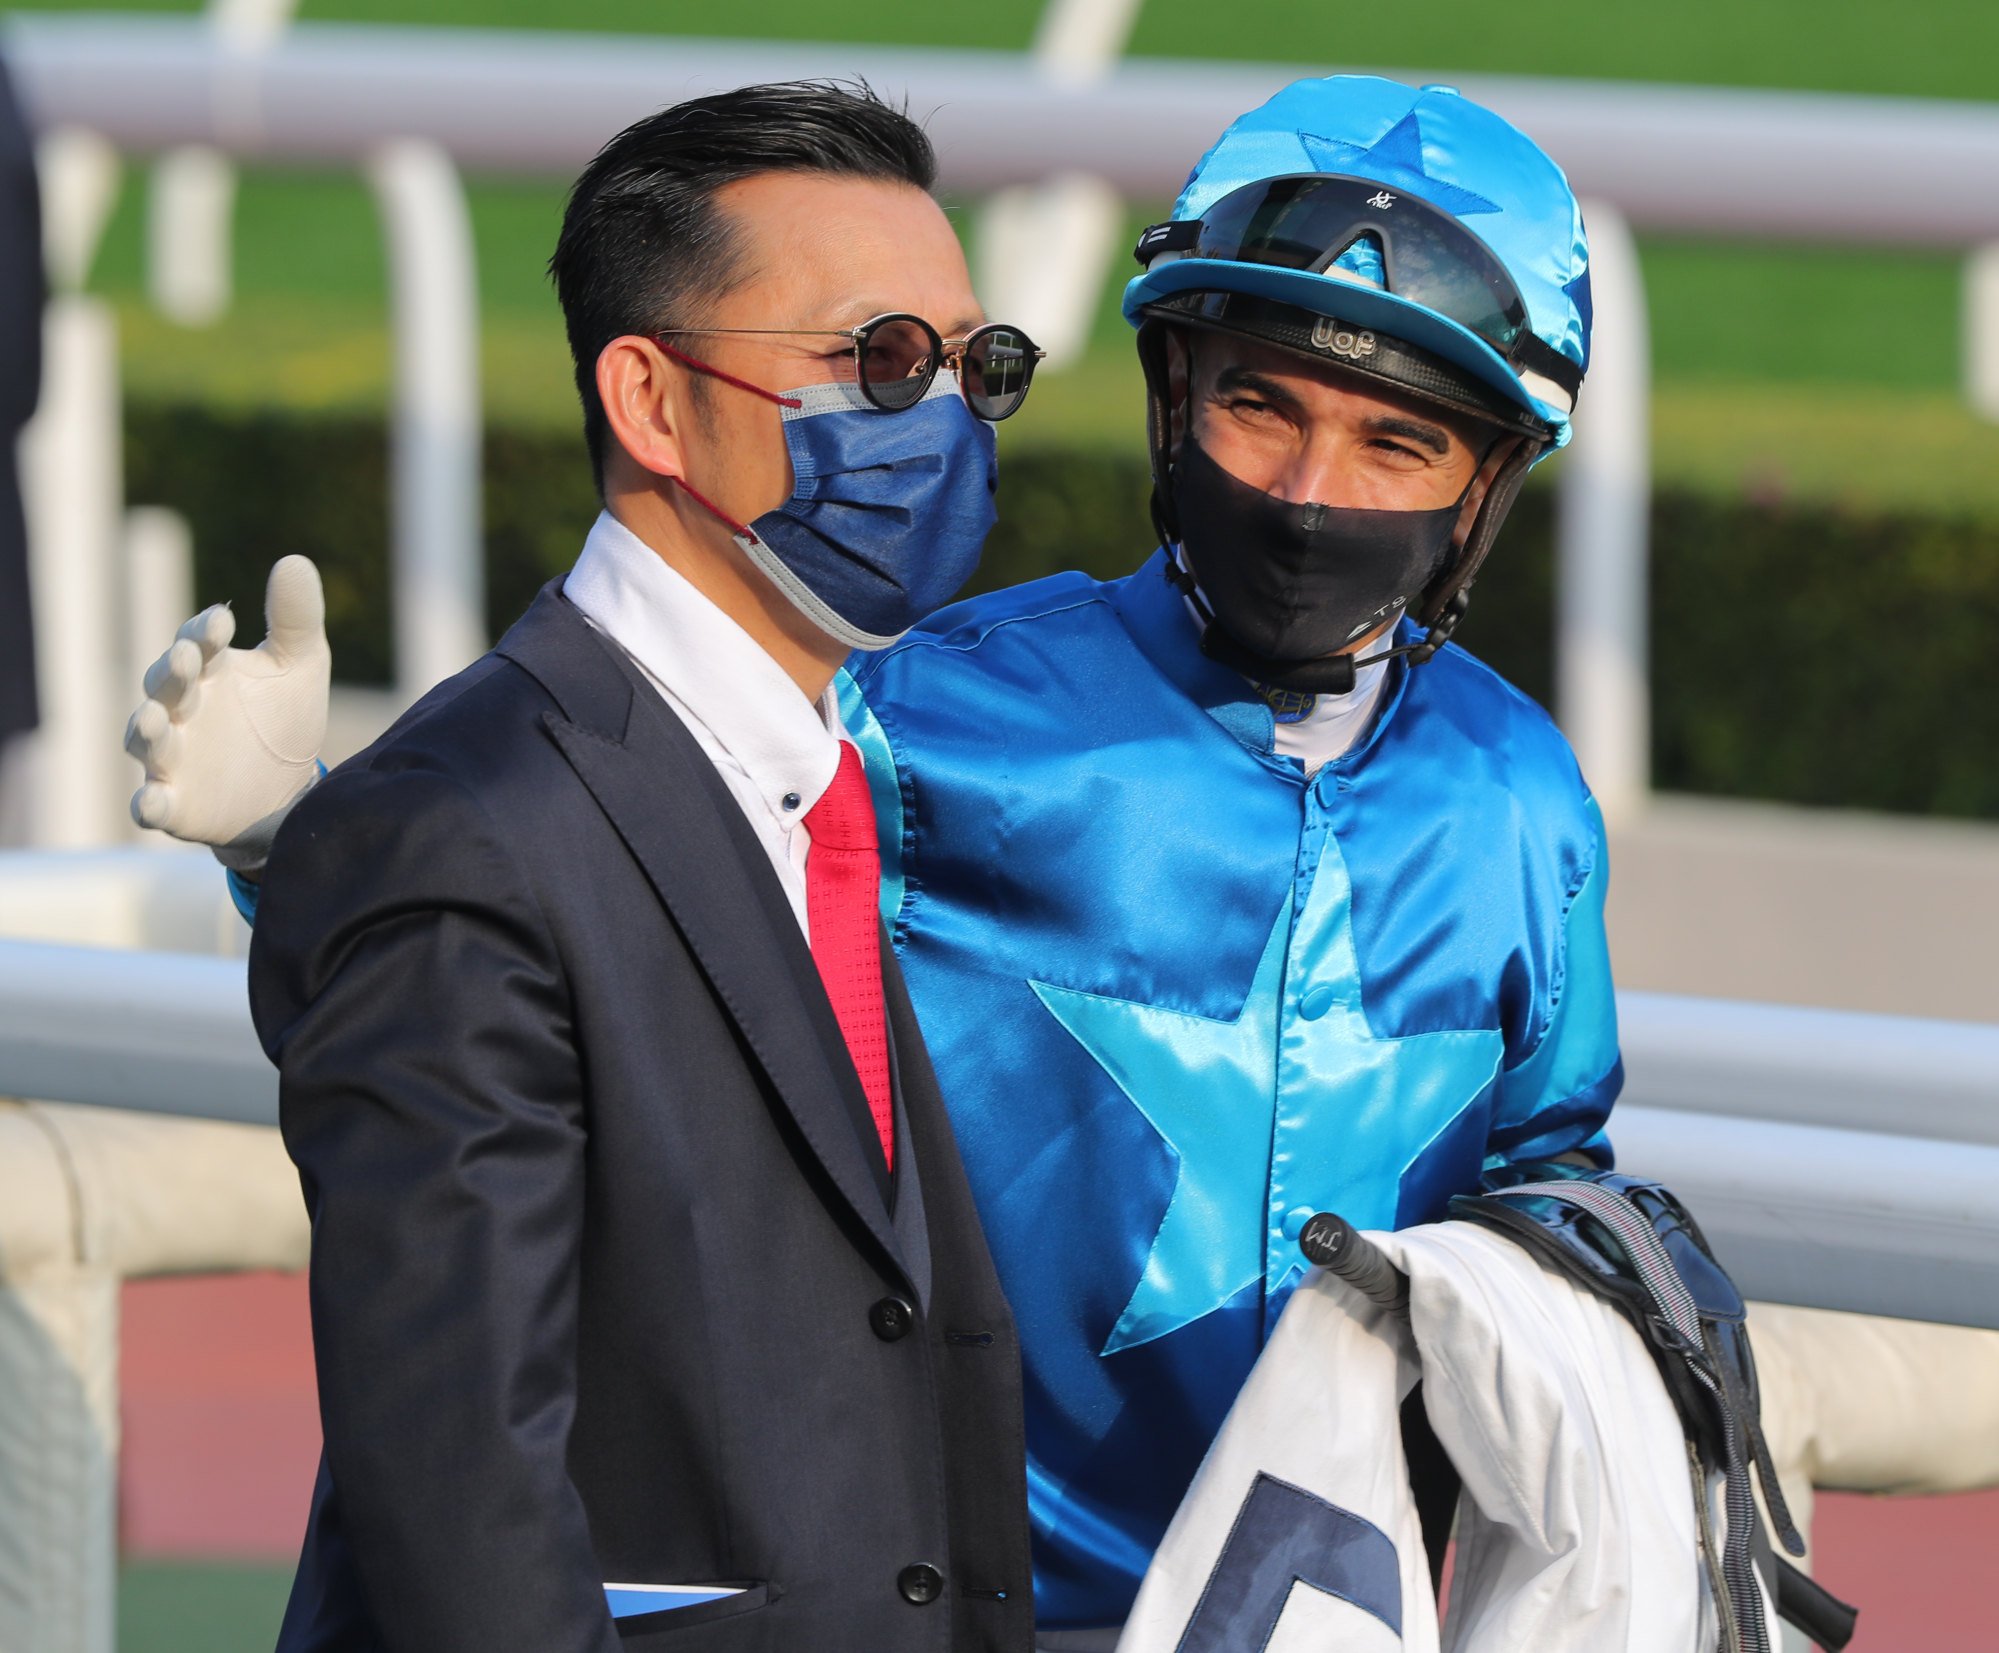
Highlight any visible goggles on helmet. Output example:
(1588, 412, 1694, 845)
(1135, 172, 1581, 412)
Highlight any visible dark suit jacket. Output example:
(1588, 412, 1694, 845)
(0, 55, 41, 742)
(250, 585, 1034, 1653)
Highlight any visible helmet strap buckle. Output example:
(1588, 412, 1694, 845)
(1407, 588, 1472, 665)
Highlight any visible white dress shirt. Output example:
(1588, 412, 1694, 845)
(564, 510, 845, 941)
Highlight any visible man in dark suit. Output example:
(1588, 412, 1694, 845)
(0, 54, 42, 828)
(246, 84, 1038, 1652)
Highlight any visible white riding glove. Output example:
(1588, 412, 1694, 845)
(124, 555, 332, 872)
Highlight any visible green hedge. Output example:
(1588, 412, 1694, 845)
(124, 403, 1999, 822)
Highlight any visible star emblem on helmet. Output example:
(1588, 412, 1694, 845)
(1300, 112, 1502, 218)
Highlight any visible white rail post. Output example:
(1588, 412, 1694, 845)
(120, 506, 194, 856)
(122, 507, 195, 776)
(1968, 242, 1999, 423)
(974, 0, 1147, 368)
(122, 509, 195, 690)
(20, 129, 124, 849)
(1555, 200, 1650, 826)
(146, 0, 298, 325)
(366, 138, 484, 702)
(147, 146, 236, 326)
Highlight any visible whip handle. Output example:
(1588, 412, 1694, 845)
(1299, 1212, 1409, 1315)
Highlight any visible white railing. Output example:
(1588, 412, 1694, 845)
(0, 942, 271, 1124)
(7, 14, 1999, 839)
(13, 17, 1999, 226)
(1611, 995, 1999, 1331)
(3, 921, 1996, 1332)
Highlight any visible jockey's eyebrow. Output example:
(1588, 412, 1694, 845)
(1361, 414, 1451, 455)
(1212, 365, 1305, 416)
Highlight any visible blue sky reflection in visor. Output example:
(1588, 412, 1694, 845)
(1190, 173, 1531, 359)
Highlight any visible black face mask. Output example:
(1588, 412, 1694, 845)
(1170, 435, 1471, 694)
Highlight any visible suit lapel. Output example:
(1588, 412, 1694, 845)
(881, 935, 1010, 1317)
(883, 979, 932, 1314)
(499, 586, 909, 1282)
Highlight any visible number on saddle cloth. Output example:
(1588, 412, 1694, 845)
(1176, 1472, 1402, 1653)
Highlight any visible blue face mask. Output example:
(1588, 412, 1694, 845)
(672, 367, 999, 652)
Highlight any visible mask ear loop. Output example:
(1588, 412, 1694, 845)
(648, 338, 805, 541)
(653, 338, 802, 409)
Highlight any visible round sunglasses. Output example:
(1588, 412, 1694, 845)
(654, 312, 1046, 422)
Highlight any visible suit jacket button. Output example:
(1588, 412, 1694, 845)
(870, 1296, 914, 1341)
(898, 1563, 944, 1605)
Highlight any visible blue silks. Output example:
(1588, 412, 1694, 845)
(227, 866, 262, 926)
(842, 550, 1620, 1628)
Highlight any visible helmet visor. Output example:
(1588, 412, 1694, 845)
(1165, 173, 1532, 364)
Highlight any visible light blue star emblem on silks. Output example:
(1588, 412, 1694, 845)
(1299, 111, 1501, 217)
(1030, 825, 1506, 1358)
(1031, 913, 1289, 1358)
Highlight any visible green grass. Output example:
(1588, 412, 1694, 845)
(27, 0, 1999, 99)
(94, 170, 577, 425)
(19, 0, 1049, 45)
(1642, 240, 1967, 391)
(1647, 383, 1999, 517)
(118, 1561, 293, 1653)
(86, 169, 568, 323)
(1125, 0, 1999, 102)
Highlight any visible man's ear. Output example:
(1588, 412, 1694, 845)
(596, 336, 692, 483)
(1452, 433, 1525, 548)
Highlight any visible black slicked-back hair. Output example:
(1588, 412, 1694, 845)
(550, 80, 937, 486)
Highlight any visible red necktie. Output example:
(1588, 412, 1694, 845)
(804, 743, 894, 1171)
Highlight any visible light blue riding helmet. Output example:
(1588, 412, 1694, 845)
(1124, 75, 1591, 448)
